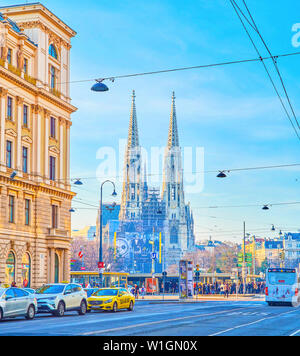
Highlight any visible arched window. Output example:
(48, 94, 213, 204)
(49, 44, 58, 60)
(22, 253, 31, 288)
(5, 251, 15, 285)
(170, 227, 178, 244)
(55, 253, 59, 283)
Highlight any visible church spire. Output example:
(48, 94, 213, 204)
(127, 90, 139, 148)
(167, 91, 179, 148)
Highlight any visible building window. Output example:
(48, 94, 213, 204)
(49, 44, 58, 60)
(171, 185, 176, 200)
(7, 48, 12, 64)
(21, 253, 31, 287)
(170, 227, 178, 244)
(25, 199, 30, 225)
(49, 156, 56, 180)
(130, 184, 135, 200)
(23, 104, 28, 127)
(9, 195, 15, 223)
(50, 117, 56, 138)
(51, 205, 58, 228)
(54, 253, 59, 283)
(6, 140, 12, 168)
(22, 146, 28, 173)
(7, 96, 13, 120)
(50, 66, 56, 89)
(23, 58, 28, 74)
(5, 252, 15, 285)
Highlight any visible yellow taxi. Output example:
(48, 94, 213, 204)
(87, 287, 135, 312)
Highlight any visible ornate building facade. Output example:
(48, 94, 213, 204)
(109, 91, 195, 273)
(0, 3, 76, 287)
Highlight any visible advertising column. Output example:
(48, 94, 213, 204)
(179, 260, 194, 300)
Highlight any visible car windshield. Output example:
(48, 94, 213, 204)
(0, 288, 6, 297)
(85, 289, 97, 298)
(24, 289, 35, 294)
(36, 285, 65, 294)
(268, 272, 296, 285)
(93, 289, 119, 297)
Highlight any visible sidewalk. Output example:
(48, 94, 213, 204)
(135, 294, 265, 302)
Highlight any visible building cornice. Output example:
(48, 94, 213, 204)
(0, 66, 77, 115)
(0, 173, 76, 200)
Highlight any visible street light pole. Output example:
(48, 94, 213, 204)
(243, 221, 246, 295)
(99, 180, 117, 288)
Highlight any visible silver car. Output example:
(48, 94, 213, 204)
(0, 288, 37, 321)
(35, 283, 87, 317)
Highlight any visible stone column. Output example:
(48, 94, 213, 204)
(0, 87, 8, 172)
(66, 121, 71, 183)
(64, 249, 70, 282)
(16, 96, 24, 174)
(32, 105, 43, 180)
(50, 248, 55, 283)
(44, 109, 50, 179)
(61, 249, 65, 282)
(59, 117, 65, 188)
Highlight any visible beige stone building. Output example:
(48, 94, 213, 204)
(0, 3, 77, 288)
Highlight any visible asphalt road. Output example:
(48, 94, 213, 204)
(0, 300, 299, 336)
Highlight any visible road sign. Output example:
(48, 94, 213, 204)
(78, 251, 83, 259)
(98, 262, 104, 268)
(151, 252, 157, 260)
(80, 267, 85, 271)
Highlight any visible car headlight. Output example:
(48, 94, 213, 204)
(104, 299, 113, 304)
(45, 296, 57, 301)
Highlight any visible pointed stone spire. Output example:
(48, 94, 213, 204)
(167, 91, 179, 148)
(127, 90, 139, 148)
(143, 162, 148, 200)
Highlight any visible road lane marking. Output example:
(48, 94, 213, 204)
(290, 329, 300, 336)
(209, 309, 300, 336)
(80, 308, 246, 335)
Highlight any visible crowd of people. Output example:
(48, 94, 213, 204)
(129, 280, 265, 297)
(193, 281, 266, 296)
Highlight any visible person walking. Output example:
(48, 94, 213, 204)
(224, 283, 229, 298)
(140, 284, 145, 299)
(134, 284, 139, 299)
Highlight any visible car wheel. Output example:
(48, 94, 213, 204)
(112, 302, 118, 312)
(25, 305, 35, 320)
(55, 301, 65, 317)
(78, 300, 87, 315)
(128, 301, 134, 311)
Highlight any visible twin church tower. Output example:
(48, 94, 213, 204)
(115, 91, 195, 271)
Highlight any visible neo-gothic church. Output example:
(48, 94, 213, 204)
(115, 91, 195, 273)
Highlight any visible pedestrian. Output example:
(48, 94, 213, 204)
(140, 284, 145, 299)
(224, 283, 229, 298)
(11, 281, 17, 287)
(134, 284, 139, 299)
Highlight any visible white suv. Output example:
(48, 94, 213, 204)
(36, 283, 87, 317)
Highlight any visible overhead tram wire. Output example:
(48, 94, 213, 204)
(3, 52, 300, 93)
(71, 198, 300, 211)
(229, 0, 300, 143)
(239, 0, 300, 132)
(59, 162, 300, 182)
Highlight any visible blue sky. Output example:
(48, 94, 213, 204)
(5, 0, 300, 241)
